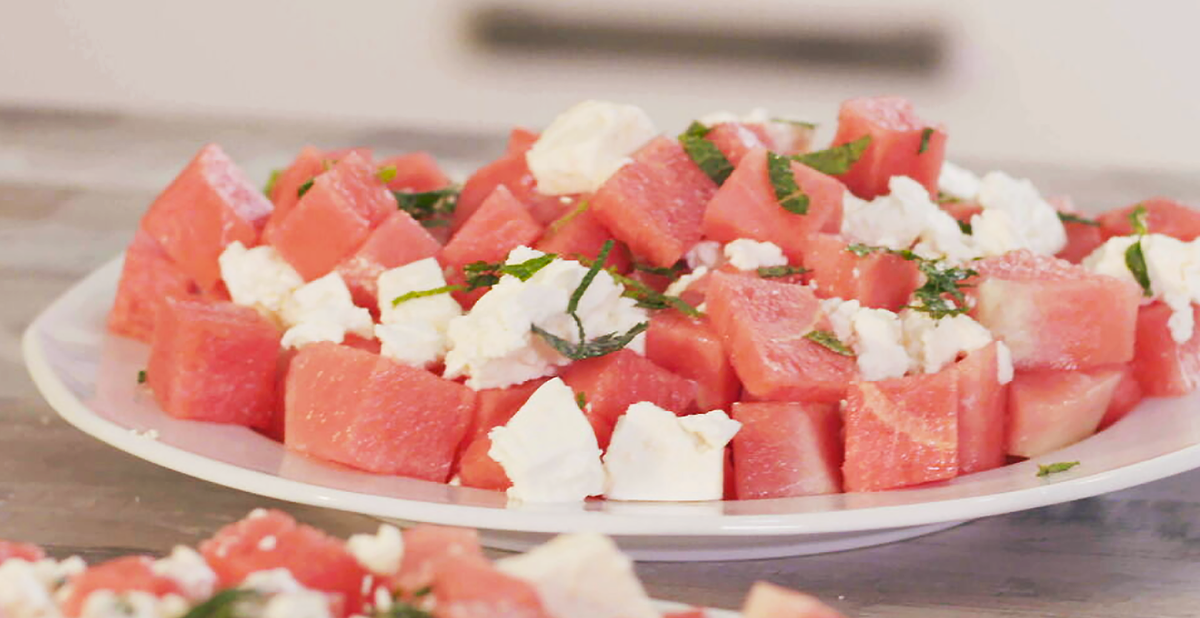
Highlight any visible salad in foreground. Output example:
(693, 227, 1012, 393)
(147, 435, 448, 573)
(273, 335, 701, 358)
(0, 509, 848, 618)
(107, 95, 1200, 503)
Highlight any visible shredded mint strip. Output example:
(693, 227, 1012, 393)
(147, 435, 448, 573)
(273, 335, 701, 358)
(767, 151, 809, 215)
(804, 330, 854, 356)
(394, 187, 459, 224)
(567, 240, 614, 340)
(263, 169, 282, 197)
(137, 370, 147, 384)
(918, 127, 934, 154)
(772, 117, 817, 130)
(1037, 461, 1080, 477)
(297, 178, 314, 198)
(1057, 212, 1100, 227)
(678, 121, 735, 185)
(532, 322, 649, 361)
(604, 268, 703, 318)
(937, 191, 962, 204)
(180, 589, 260, 618)
(462, 253, 557, 291)
(756, 265, 808, 278)
(1124, 203, 1153, 297)
(844, 243, 976, 318)
(632, 261, 685, 279)
(1128, 203, 1149, 235)
(545, 200, 590, 238)
(790, 135, 872, 175)
(377, 165, 398, 183)
(575, 391, 588, 409)
(392, 284, 465, 307)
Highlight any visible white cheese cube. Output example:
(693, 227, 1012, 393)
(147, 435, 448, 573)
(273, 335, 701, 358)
(976, 171, 1067, 256)
(937, 161, 982, 201)
(821, 298, 912, 381)
(346, 524, 404, 577)
(526, 101, 658, 195)
(901, 310, 996, 376)
(280, 272, 375, 349)
(218, 241, 304, 323)
(723, 239, 787, 271)
(1083, 233, 1200, 343)
(375, 258, 462, 367)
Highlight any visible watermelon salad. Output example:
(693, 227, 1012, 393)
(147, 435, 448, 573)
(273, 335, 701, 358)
(0, 509, 849, 618)
(106, 95, 1200, 503)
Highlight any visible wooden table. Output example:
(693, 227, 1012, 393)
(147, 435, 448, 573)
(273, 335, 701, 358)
(3, 107, 1200, 617)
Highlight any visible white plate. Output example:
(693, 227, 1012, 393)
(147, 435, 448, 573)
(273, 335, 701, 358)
(23, 256, 1200, 561)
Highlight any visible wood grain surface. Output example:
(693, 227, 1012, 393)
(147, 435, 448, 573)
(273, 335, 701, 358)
(3, 107, 1200, 617)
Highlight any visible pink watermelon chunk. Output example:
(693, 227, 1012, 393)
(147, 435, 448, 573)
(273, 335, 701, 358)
(62, 557, 183, 617)
(704, 122, 770, 166)
(705, 271, 858, 404)
(703, 148, 845, 263)
(138, 144, 273, 290)
(387, 525, 484, 595)
(742, 582, 847, 618)
(1099, 197, 1200, 241)
(731, 401, 843, 499)
(441, 185, 545, 308)
(1131, 302, 1200, 396)
(432, 555, 553, 618)
(646, 310, 742, 412)
(378, 151, 451, 192)
(800, 233, 920, 312)
(335, 210, 442, 310)
(147, 299, 280, 429)
(939, 199, 983, 223)
(453, 129, 568, 232)
(591, 136, 719, 268)
(108, 231, 202, 342)
(284, 342, 475, 480)
(843, 368, 959, 492)
(1007, 367, 1123, 458)
(535, 201, 631, 272)
(1051, 196, 1104, 264)
(458, 437, 511, 491)
(954, 342, 1008, 475)
(0, 540, 44, 564)
(560, 349, 697, 449)
(456, 379, 546, 491)
(1100, 364, 1143, 430)
(200, 509, 367, 617)
(831, 96, 946, 199)
(506, 127, 540, 154)
(971, 250, 1140, 370)
(264, 146, 373, 244)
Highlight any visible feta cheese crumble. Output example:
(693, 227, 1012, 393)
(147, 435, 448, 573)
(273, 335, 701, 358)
(526, 100, 658, 195)
(664, 266, 708, 298)
(218, 242, 304, 323)
(1083, 234, 1200, 343)
(496, 534, 657, 618)
(443, 247, 648, 390)
(684, 240, 723, 271)
(242, 569, 305, 595)
(602, 404, 740, 501)
(261, 590, 332, 618)
(346, 524, 404, 577)
(151, 546, 216, 601)
(901, 311, 1012, 383)
(374, 258, 462, 368)
(487, 378, 604, 503)
(79, 591, 187, 618)
(821, 298, 912, 381)
(722, 239, 787, 271)
(841, 177, 976, 264)
(279, 272, 374, 349)
(975, 171, 1067, 256)
(936, 161, 983, 202)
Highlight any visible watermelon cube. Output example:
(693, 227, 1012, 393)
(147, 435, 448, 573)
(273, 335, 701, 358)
(705, 271, 858, 404)
(432, 555, 553, 618)
(199, 509, 368, 616)
(458, 437, 511, 491)
(535, 202, 631, 272)
(453, 129, 568, 231)
(264, 146, 373, 244)
(831, 96, 946, 199)
(138, 144, 274, 290)
(1100, 364, 1143, 430)
(1131, 302, 1200, 396)
(108, 231, 202, 342)
(1098, 197, 1200, 241)
(972, 250, 1140, 370)
(703, 148, 845, 263)
(0, 540, 44, 564)
(1051, 196, 1104, 264)
(646, 311, 742, 412)
(800, 233, 920, 312)
(559, 349, 697, 449)
(742, 582, 847, 618)
(704, 122, 770, 166)
(441, 185, 545, 270)
(938, 199, 983, 223)
(843, 368, 959, 492)
(456, 379, 546, 491)
(954, 342, 1009, 475)
(147, 299, 280, 429)
(1007, 367, 1123, 458)
(507, 127, 540, 154)
(335, 210, 441, 309)
(377, 151, 450, 193)
(591, 136, 718, 268)
(388, 525, 484, 595)
(61, 556, 184, 617)
(731, 402, 843, 499)
(284, 342, 475, 481)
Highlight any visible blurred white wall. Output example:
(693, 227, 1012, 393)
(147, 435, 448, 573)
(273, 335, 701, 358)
(3, 0, 1198, 171)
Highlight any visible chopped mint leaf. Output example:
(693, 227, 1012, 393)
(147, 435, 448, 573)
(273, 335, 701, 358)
(602, 268, 703, 318)
(771, 117, 818, 130)
(957, 219, 973, 235)
(678, 121, 734, 185)
(532, 322, 649, 361)
(420, 218, 450, 228)
(1037, 461, 1080, 477)
(263, 169, 282, 197)
(411, 586, 433, 598)
(846, 243, 976, 318)
(137, 370, 147, 385)
(1057, 212, 1100, 227)
(180, 589, 260, 618)
(297, 178, 314, 198)
(1125, 240, 1153, 297)
(756, 265, 809, 278)
(394, 187, 459, 223)
(804, 330, 854, 356)
(375, 598, 434, 618)
(391, 284, 465, 307)
(1129, 203, 1149, 236)
(377, 165, 398, 184)
(545, 200, 590, 238)
(846, 243, 877, 257)
(462, 253, 558, 291)
(567, 241, 614, 340)
(767, 151, 809, 215)
(937, 191, 962, 204)
(791, 135, 872, 175)
(632, 261, 685, 279)
(575, 391, 588, 409)
(918, 128, 934, 154)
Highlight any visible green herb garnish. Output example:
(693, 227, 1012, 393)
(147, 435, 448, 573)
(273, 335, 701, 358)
(462, 253, 557, 291)
(391, 284, 464, 307)
(575, 391, 588, 409)
(297, 178, 314, 198)
(845, 244, 976, 318)
(375, 600, 433, 618)
(632, 261, 685, 279)
(1129, 203, 1149, 235)
(767, 151, 809, 215)
(532, 322, 649, 361)
(756, 265, 809, 278)
(180, 589, 260, 618)
(137, 370, 147, 385)
(263, 169, 282, 197)
(1125, 203, 1153, 297)
(957, 219, 973, 235)
(394, 187, 459, 224)
(1057, 212, 1100, 227)
(545, 200, 590, 238)
(804, 330, 854, 356)
(566, 241, 614, 339)
(937, 191, 962, 204)
(606, 269, 703, 317)
(918, 128, 934, 154)
(377, 165, 398, 184)
(1037, 461, 1080, 477)
(790, 135, 872, 175)
(678, 121, 735, 185)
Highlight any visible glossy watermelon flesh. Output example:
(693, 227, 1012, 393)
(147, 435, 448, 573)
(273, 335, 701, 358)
(731, 401, 843, 499)
(108, 231, 202, 342)
(832, 96, 946, 200)
(938, 199, 983, 223)
(741, 582, 848, 618)
(456, 380, 546, 491)
(378, 151, 451, 193)
(147, 299, 280, 429)
(1098, 197, 1200, 241)
(0, 540, 45, 564)
(800, 233, 920, 312)
(1050, 196, 1104, 264)
(138, 144, 273, 291)
(1131, 302, 1200, 396)
(61, 556, 184, 618)
(702, 148, 845, 263)
(386, 525, 484, 595)
(534, 201, 631, 273)
(335, 210, 441, 310)
(704, 122, 770, 166)
(440, 185, 545, 308)
(264, 146, 373, 244)
(199, 509, 367, 617)
(843, 368, 959, 492)
(971, 250, 1140, 371)
(646, 310, 742, 412)
(458, 437, 512, 491)
(453, 129, 569, 232)
(705, 271, 858, 404)
(284, 342, 475, 481)
(1007, 367, 1123, 458)
(559, 349, 697, 449)
(591, 136, 718, 268)
(432, 555, 553, 618)
(1100, 363, 1143, 430)
(506, 128, 540, 154)
(954, 342, 1009, 475)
